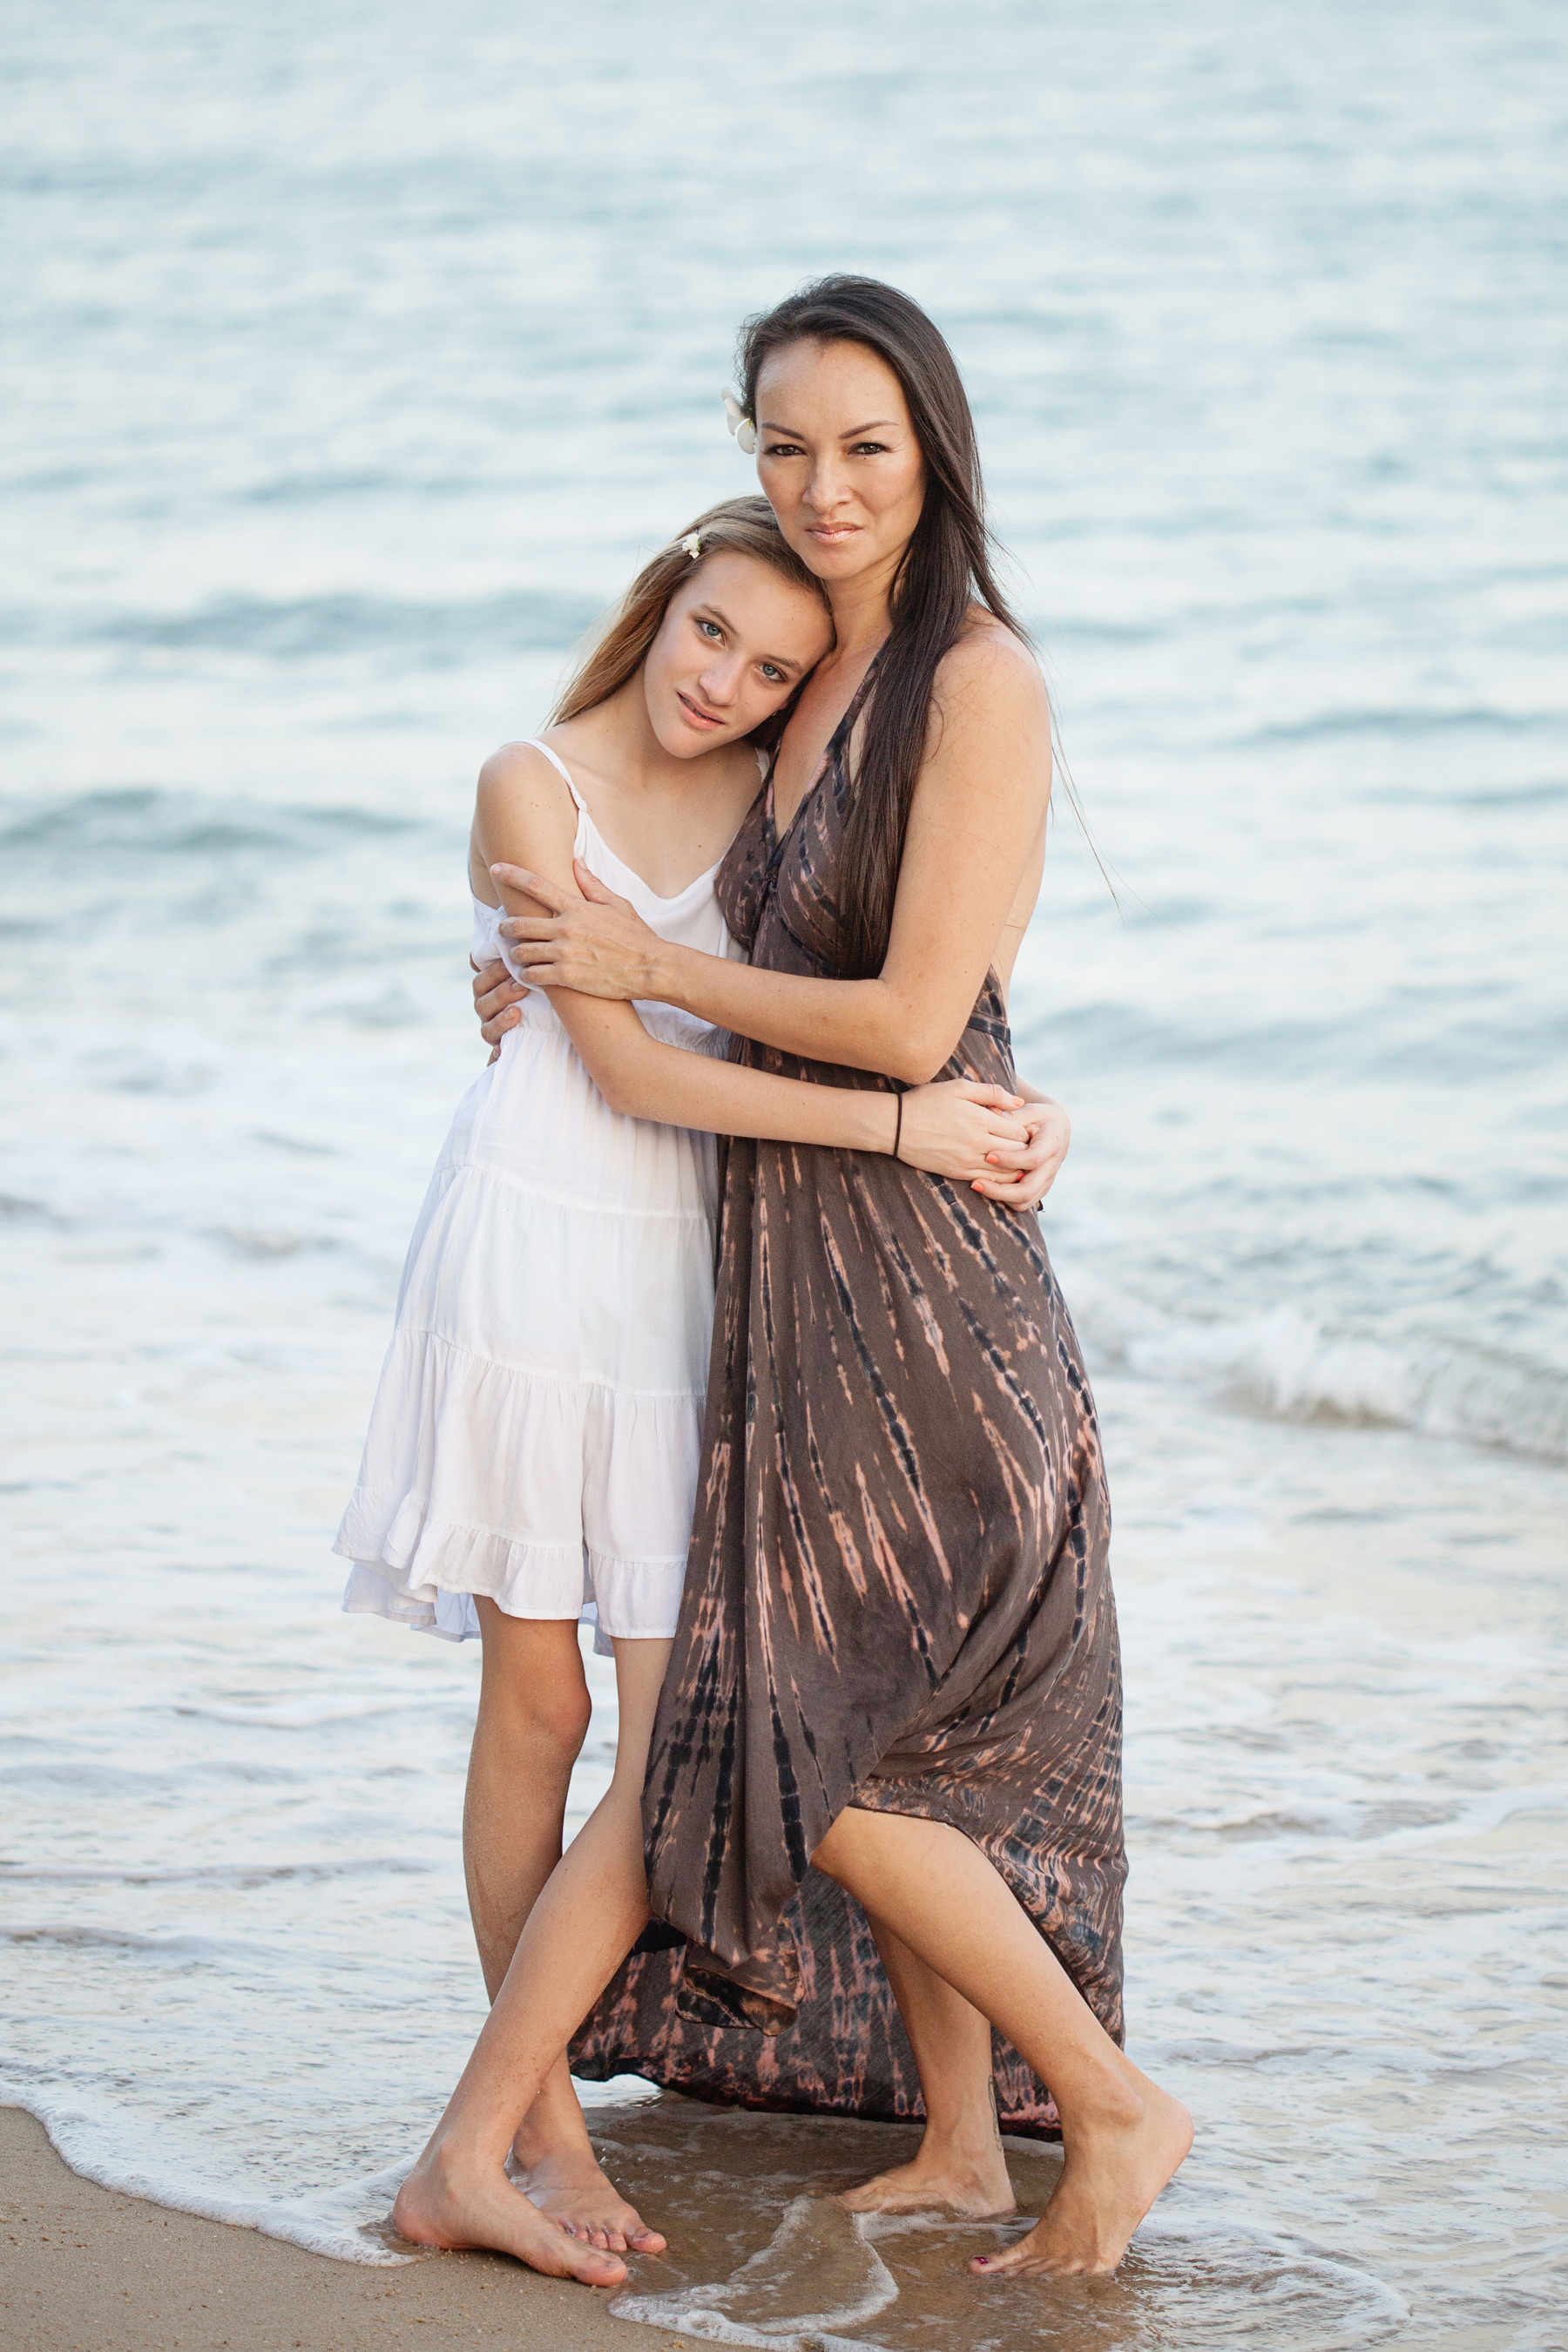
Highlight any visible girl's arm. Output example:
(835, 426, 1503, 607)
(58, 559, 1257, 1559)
(497, 631, 1052, 1086)
(471, 747, 1032, 1188)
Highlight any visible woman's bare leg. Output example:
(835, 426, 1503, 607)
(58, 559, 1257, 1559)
(392, 1636, 672, 2285)
(839, 1919, 1015, 2217)
(813, 1809, 1191, 2277)
(464, 1604, 662, 2254)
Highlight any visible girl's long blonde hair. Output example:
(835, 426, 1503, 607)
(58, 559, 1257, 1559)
(551, 496, 831, 732)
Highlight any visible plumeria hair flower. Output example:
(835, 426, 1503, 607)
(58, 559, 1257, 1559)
(679, 531, 702, 560)
(721, 386, 757, 455)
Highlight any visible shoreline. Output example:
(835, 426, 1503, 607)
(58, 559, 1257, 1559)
(0, 2106, 687, 2352)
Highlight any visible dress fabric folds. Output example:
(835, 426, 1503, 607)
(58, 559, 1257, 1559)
(571, 661, 1126, 2135)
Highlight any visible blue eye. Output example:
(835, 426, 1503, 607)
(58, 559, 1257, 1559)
(760, 664, 782, 683)
(699, 618, 722, 639)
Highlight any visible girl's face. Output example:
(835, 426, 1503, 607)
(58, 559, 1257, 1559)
(754, 339, 927, 585)
(642, 549, 833, 756)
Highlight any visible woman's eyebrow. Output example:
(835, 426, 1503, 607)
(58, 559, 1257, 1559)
(757, 418, 900, 438)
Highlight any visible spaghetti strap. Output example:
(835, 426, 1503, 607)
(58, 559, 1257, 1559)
(521, 735, 586, 812)
(838, 644, 884, 742)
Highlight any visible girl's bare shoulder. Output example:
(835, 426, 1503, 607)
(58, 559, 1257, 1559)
(473, 740, 581, 849)
(479, 735, 564, 787)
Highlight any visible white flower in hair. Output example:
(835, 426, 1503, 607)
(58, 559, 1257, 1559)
(680, 531, 702, 560)
(721, 386, 757, 456)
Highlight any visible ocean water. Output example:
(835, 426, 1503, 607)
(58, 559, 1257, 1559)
(2, 3, 1565, 2346)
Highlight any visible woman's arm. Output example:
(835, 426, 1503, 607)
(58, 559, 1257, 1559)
(497, 632, 1052, 1086)
(470, 747, 1032, 1186)
(470, 963, 1072, 1207)
(559, 997, 1033, 1186)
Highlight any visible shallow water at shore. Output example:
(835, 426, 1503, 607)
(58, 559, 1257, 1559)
(3, 1, 1566, 2345)
(5, 1347, 1565, 2341)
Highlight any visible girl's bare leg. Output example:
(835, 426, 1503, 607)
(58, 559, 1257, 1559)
(839, 1919, 1015, 2217)
(392, 1636, 671, 2286)
(465, 1604, 662, 2254)
(813, 1809, 1191, 2277)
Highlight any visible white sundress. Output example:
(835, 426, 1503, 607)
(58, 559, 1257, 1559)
(335, 738, 746, 1650)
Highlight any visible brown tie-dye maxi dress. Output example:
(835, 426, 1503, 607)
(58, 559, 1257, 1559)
(571, 661, 1125, 2136)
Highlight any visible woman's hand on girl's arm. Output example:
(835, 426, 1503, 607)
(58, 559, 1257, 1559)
(492, 861, 660, 1000)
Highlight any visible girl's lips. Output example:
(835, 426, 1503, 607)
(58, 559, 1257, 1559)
(678, 691, 723, 727)
(808, 524, 860, 541)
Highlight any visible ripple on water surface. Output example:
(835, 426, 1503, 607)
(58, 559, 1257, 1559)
(585, 2103, 1408, 2352)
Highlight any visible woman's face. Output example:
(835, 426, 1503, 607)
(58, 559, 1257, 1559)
(641, 550, 833, 758)
(754, 339, 927, 586)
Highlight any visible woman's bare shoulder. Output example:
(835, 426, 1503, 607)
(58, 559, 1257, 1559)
(932, 615, 1049, 731)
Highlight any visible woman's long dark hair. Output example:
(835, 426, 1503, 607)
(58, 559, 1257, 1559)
(737, 275, 1026, 980)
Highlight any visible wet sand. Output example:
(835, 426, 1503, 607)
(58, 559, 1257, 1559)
(3, 2087, 1439, 2350)
(0, 2106, 689, 2352)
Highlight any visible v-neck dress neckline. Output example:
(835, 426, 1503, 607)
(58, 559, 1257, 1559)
(764, 645, 886, 869)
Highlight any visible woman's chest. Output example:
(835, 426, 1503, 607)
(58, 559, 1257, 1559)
(767, 655, 878, 835)
(716, 776, 846, 977)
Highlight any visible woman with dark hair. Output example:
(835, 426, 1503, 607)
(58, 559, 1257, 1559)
(409, 278, 1188, 2282)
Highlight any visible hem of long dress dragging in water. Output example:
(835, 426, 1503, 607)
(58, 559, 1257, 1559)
(569, 1858, 1068, 2139)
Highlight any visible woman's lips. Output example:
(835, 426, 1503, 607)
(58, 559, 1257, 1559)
(678, 691, 723, 727)
(808, 523, 860, 543)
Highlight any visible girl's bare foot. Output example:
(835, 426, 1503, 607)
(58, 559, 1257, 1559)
(970, 2084, 1192, 2279)
(392, 2142, 628, 2287)
(512, 2146, 666, 2254)
(840, 2142, 1015, 2219)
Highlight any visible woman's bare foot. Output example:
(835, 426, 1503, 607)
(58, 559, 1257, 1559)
(840, 2141, 1015, 2219)
(512, 2145, 666, 2254)
(392, 2141, 628, 2287)
(970, 2084, 1192, 2279)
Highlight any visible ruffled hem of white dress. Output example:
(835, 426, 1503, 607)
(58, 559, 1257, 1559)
(335, 1484, 686, 1653)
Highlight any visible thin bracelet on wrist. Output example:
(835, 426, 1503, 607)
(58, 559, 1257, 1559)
(892, 1092, 903, 1161)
